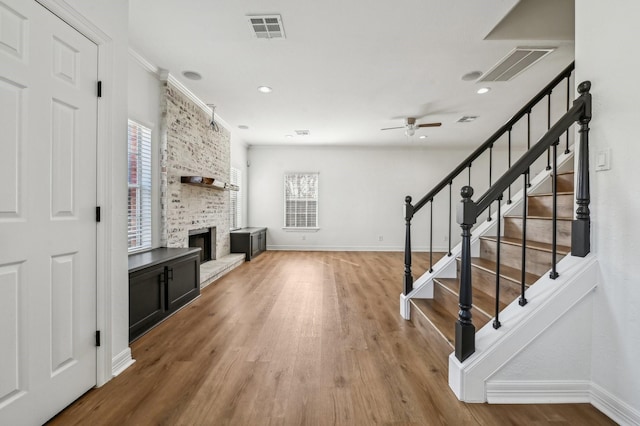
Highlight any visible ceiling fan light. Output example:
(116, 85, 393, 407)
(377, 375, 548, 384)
(406, 128, 415, 137)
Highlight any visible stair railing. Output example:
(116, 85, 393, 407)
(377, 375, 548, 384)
(403, 62, 575, 295)
(455, 81, 592, 362)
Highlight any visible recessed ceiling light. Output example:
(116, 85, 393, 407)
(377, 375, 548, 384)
(182, 71, 202, 80)
(285, 134, 293, 138)
(257, 86, 273, 93)
(419, 135, 427, 139)
(238, 125, 249, 130)
(477, 87, 491, 94)
(461, 71, 483, 81)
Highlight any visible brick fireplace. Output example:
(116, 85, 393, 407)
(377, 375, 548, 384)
(160, 81, 231, 260)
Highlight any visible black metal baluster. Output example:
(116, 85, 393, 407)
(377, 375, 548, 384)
(468, 163, 472, 186)
(448, 182, 452, 256)
(507, 129, 512, 204)
(519, 173, 528, 306)
(527, 112, 532, 187)
(488, 145, 493, 221)
(403, 196, 414, 295)
(494, 195, 502, 329)
(565, 75, 571, 154)
(429, 199, 434, 273)
(572, 81, 592, 257)
(546, 93, 552, 170)
(456, 186, 476, 362)
(550, 139, 559, 279)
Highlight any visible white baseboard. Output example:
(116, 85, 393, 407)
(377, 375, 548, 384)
(591, 383, 640, 426)
(486, 380, 591, 404)
(112, 348, 135, 377)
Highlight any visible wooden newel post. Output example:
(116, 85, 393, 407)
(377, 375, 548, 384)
(403, 196, 414, 295)
(572, 81, 592, 257)
(456, 186, 477, 362)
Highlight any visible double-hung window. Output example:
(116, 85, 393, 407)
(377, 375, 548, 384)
(284, 172, 319, 228)
(230, 166, 241, 230)
(127, 120, 152, 252)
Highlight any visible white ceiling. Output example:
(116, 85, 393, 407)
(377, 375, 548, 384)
(129, 0, 574, 147)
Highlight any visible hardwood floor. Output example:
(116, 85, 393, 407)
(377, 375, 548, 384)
(48, 251, 613, 425)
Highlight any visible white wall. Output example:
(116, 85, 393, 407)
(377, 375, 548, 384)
(128, 54, 162, 247)
(577, 0, 640, 418)
(248, 145, 523, 252)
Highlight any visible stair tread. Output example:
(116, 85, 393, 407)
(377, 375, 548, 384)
(480, 236, 571, 255)
(504, 215, 573, 221)
(471, 257, 539, 286)
(411, 298, 457, 346)
(435, 277, 507, 314)
(557, 171, 574, 176)
(528, 192, 573, 197)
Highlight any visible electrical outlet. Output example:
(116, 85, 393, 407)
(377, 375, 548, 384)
(443, 235, 448, 241)
(302, 235, 306, 241)
(378, 235, 384, 242)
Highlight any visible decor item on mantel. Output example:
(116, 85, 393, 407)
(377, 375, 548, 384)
(180, 176, 239, 191)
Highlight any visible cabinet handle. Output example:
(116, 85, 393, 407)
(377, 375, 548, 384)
(168, 267, 174, 280)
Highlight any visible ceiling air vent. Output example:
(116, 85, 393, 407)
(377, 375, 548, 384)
(247, 15, 286, 39)
(479, 47, 555, 82)
(294, 130, 310, 136)
(457, 116, 478, 123)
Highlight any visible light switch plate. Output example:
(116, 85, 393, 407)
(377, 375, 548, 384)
(595, 148, 611, 171)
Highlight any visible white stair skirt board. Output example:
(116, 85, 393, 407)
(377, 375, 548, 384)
(448, 254, 599, 403)
(112, 348, 135, 378)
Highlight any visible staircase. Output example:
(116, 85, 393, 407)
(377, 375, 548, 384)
(399, 63, 595, 403)
(410, 166, 575, 348)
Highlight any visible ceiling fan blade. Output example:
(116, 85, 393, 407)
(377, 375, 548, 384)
(417, 122, 442, 128)
(380, 126, 405, 131)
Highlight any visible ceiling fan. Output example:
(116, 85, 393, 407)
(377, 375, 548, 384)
(381, 117, 442, 136)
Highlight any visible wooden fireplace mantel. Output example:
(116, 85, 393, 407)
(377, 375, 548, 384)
(180, 176, 239, 191)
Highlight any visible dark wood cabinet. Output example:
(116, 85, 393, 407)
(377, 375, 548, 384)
(128, 248, 200, 342)
(231, 227, 267, 261)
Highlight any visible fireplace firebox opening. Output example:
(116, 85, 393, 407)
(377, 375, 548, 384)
(188, 227, 216, 263)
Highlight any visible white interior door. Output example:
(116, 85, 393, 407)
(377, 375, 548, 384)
(0, 0, 98, 424)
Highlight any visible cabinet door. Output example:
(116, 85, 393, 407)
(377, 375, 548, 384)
(129, 265, 166, 341)
(251, 233, 260, 257)
(167, 254, 200, 312)
(260, 230, 267, 251)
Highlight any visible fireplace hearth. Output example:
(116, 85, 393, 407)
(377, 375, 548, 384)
(188, 227, 216, 263)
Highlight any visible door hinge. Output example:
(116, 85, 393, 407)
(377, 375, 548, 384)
(97, 81, 102, 98)
(95, 330, 101, 347)
(96, 206, 101, 223)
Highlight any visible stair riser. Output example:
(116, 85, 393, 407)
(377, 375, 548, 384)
(504, 217, 571, 247)
(556, 173, 574, 193)
(432, 280, 491, 326)
(528, 193, 574, 218)
(456, 259, 523, 304)
(480, 239, 565, 277)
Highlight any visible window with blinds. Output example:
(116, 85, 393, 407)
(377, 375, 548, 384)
(284, 172, 319, 228)
(230, 167, 241, 230)
(127, 120, 152, 252)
